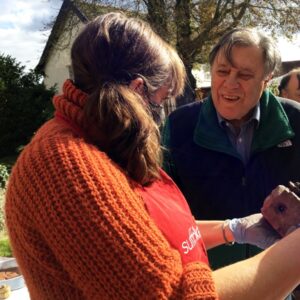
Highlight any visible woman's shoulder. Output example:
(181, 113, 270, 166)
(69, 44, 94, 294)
(13, 118, 116, 181)
(33, 118, 83, 144)
(7, 117, 136, 214)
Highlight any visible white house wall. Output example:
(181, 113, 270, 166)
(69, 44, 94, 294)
(43, 21, 85, 93)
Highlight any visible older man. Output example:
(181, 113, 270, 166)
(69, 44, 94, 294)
(279, 68, 300, 103)
(162, 28, 300, 270)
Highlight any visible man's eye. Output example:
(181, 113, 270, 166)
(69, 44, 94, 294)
(239, 74, 252, 80)
(217, 70, 228, 75)
(239, 73, 252, 80)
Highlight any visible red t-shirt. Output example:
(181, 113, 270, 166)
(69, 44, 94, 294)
(137, 170, 208, 265)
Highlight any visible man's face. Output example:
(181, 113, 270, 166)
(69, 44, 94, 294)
(282, 73, 300, 103)
(211, 45, 270, 127)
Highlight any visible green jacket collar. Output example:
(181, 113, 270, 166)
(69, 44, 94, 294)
(194, 90, 295, 157)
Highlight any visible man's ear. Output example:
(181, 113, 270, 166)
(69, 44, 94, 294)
(129, 77, 144, 94)
(264, 74, 272, 89)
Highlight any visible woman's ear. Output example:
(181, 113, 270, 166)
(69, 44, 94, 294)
(129, 77, 145, 95)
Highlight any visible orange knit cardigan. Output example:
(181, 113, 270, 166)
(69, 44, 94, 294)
(5, 80, 218, 299)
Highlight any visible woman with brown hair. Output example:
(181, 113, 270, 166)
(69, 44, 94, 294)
(5, 12, 300, 300)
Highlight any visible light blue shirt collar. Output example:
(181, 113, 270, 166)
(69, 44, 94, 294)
(216, 103, 261, 129)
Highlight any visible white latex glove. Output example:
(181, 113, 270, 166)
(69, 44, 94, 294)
(229, 213, 281, 249)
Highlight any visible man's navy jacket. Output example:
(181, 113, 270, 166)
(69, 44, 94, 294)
(163, 90, 300, 268)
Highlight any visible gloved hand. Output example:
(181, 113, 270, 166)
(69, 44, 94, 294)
(228, 213, 281, 249)
(285, 224, 300, 235)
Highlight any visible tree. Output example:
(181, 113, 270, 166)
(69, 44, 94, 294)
(50, 0, 300, 105)
(0, 54, 56, 157)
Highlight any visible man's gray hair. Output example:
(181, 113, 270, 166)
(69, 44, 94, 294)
(209, 28, 281, 77)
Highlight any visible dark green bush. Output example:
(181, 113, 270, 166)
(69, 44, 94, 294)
(0, 54, 56, 157)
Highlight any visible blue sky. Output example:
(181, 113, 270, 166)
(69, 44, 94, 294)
(0, 0, 300, 72)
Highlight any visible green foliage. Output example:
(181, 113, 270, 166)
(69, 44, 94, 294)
(268, 79, 280, 96)
(0, 188, 6, 234)
(0, 237, 12, 257)
(0, 156, 18, 239)
(0, 165, 9, 189)
(0, 154, 16, 189)
(0, 54, 56, 157)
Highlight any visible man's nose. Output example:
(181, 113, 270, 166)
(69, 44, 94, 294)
(224, 73, 239, 89)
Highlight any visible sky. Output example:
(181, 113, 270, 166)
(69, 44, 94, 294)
(0, 0, 300, 72)
(0, 0, 62, 71)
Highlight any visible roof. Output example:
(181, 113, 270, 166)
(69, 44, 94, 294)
(35, 0, 88, 74)
(35, 0, 129, 74)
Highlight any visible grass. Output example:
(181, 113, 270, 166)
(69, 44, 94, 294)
(0, 236, 12, 257)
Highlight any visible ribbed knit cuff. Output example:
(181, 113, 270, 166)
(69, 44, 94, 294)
(181, 262, 218, 299)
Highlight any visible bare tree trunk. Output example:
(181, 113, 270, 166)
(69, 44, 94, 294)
(174, 0, 196, 107)
(144, 0, 169, 41)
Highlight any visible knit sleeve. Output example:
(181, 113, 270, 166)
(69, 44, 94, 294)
(6, 132, 217, 299)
